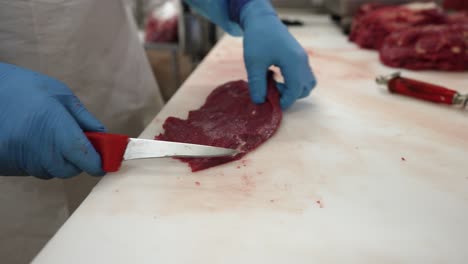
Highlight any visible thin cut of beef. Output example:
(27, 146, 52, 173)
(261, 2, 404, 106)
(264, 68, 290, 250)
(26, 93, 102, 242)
(156, 73, 282, 172)
(379, 24, 468, 71)
(350, 4, 446, 49)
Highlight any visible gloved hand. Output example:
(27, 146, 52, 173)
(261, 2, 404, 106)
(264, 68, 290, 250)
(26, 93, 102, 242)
(240, 0, 316, 109)
(0, 63, 106, 179)
(184, 0, 243, 36)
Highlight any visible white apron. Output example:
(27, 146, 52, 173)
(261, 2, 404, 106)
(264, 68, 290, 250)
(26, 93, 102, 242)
(0, 0, 164, 263)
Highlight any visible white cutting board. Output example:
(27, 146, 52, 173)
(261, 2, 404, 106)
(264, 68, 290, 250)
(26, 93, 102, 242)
(33, 13, 468, 264)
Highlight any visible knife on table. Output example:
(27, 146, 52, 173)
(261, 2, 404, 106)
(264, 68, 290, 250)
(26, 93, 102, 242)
(85, 132, 239, 172)
(376, 72, 468, 108)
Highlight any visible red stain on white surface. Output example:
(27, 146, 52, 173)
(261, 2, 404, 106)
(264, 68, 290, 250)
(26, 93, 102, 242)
(240, 174, 256, 195)
(316, 200, 324, 208)
(241, 159, 248, 167)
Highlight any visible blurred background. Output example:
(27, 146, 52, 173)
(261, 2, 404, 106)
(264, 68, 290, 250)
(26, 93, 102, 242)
(124, 0, 328, 103)
(124, 0, 448, 103)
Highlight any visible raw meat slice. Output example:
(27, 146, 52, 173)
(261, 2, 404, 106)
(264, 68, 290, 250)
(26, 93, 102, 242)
(156, 73, 282, 172)
(379, 24, 468, 71)
(350, 4, 446, 49)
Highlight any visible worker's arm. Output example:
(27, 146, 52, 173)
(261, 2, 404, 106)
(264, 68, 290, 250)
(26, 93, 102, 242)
(183, 0, 243, 36)
(184, 0, 317, 109)
(0, 63, 106, 179)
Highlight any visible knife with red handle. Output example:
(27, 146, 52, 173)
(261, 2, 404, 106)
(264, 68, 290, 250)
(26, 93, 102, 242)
(84, 132, 239, 172)
(376, 72, 468, 107)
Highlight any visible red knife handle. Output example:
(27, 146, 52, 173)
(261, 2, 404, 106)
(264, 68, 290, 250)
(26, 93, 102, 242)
(85, 132, 129, 172)
(387, 76, 457, 105)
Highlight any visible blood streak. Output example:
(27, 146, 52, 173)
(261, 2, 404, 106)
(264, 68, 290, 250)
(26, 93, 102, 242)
(316, 200, 324, 208)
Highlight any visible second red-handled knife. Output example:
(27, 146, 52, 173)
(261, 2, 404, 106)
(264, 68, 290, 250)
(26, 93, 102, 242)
(376, 72, 468, 108)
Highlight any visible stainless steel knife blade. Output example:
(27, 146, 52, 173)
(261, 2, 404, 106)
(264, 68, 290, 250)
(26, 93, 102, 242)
(123, 138, 240, 160)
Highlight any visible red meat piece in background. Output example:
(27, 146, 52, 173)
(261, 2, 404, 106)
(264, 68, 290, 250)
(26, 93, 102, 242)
(350, 5, 446, 49)
(145, 16, 178, 43)
(379, 24, 468, 71)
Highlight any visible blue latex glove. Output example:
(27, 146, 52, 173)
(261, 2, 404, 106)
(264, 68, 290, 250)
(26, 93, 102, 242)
(184, 0, 243, 36)
(240, 0, 316, 109)
(0, 63, 106, 179)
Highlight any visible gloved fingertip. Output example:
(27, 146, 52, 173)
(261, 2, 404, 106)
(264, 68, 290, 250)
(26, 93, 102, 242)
(280, 96, 295, 110)
(82, 161, 106, 177)
(246, 65, 269, 104)
(276, 83, 287, 94)
(251, 93, 266, 104)
(310, 77, 317, 87)
(277, 82, 302, 110)
(83, 137, 107, 177)
(60, 126, 106, 177)
(248, 84, 267, 104)
(33, 173, 54, 180)
(47, 162, 82, 179)
(302, 77, 318, 98)
(57, 169, 81, 179)
(27, 166, 54, 180)
(300, 89, 310, 99)
(300, 81, 316, 99)
(82, 148, 107, 177)
(90, 167, 106, 177)
(248, 79, 268, 104)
